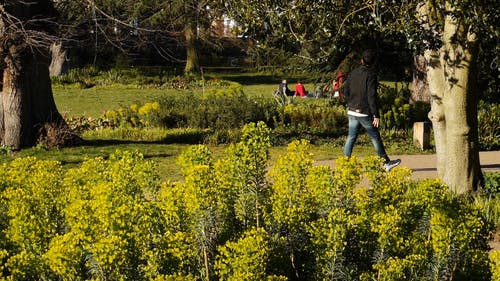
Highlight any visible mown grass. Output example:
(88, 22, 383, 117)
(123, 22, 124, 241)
(53, 69, 407, 116)
(53, 85, 177, 118)
(53, 69, 332, 119)
(53, 82, 317, 120)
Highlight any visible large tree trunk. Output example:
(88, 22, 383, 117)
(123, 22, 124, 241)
(49, 42, 67, 77)
(411, 55, 430, 104)
(425, 50, 447, 178)
(184, 24, 200, 74)
(424, 2, 482, 193)
(1, 48, 76, 149)
(2, 53, 26, 149)
(0, 1, 80, 150)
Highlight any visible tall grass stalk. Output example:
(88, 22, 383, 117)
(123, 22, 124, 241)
(474, 195, 500, 230)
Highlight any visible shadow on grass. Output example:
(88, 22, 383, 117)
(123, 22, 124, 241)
(81, 139, 163, 147)
(80, 137, 204, 147)
(208, 73, 313, 86)
(59, 152, 177, 167)
(54, 139, 183, 166)
(213, 74, 281, 85)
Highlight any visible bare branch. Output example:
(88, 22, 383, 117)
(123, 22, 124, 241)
(82, 0, 180, 36)
(0, 3, 59, 55)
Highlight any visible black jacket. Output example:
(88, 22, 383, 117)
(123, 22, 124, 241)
(278, 83, 291, 96)
(343, 65, 380, 118)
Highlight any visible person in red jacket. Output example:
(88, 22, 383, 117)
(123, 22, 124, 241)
(332, 71, 344, 97)
(294, 80, 307, 97)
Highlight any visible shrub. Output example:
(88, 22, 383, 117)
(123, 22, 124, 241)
(0, 158, 67, 280)
(378, 85, 431, 131)
(474, 195, 500, 230)
(475, 172, 500, 230)
(274, 100, 347, 134)
(103, 101, 162, 128)
(192, 85, 255, 130)
(483, 172, 500, 196)
(0, 124, 496, 280)
(156, 84, 277, 134)
(478, 102, 500, 151)
(52, 66, 232, 90)
(51, 66, 100, 88)
(87, 84, 277, 144)
(64, 116, 113, 133)
(215, 228, 272, 280)
(82, 127, 209, 143)
(492, 251, 500, 281)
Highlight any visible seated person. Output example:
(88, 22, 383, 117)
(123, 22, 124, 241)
(294, 80, 308, 97)
(332, 71, 344, 97)
(278, 79, 294, 96)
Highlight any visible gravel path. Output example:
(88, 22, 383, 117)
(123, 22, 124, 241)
(315, 151, 500, 180)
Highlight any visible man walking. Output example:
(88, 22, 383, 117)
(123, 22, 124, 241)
(343, 49, 401, 172)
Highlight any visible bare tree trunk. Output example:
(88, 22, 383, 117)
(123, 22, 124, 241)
(49, 41, 67, 77)
(1, 47, 79, 149)
(411, 55, 430, 103)
(423, 1, 482, 193)
(184, 24, 199, 74)
(425, 49, 447, 178)
(439, 16, 481, 193)
(2, 63, 25, 149)
(0, 0, 80, 150)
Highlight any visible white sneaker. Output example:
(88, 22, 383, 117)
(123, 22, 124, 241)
(384, 159, 401, 172)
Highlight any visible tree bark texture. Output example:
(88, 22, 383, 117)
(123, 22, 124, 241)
(184, 24, 200, 74)
(0, 1, 78, 149)
(1, 48, 69, 149)
(2, 60, 25, 149)
(425, 49, 447, 178)
(423, 1, 482, 193)
(49, 42, 67, 77)
(411, 55, 430, 104)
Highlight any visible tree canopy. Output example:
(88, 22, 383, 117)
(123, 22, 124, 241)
(225, 0, 498, 68)
(55, 0, 227, 73)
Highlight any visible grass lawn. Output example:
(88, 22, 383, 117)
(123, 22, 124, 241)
(51, 73, 410, 119)
(53, 71, 328, 118)
(53, 85, 178, 118)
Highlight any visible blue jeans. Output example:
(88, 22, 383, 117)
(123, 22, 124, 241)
(344, 115, 389, 162)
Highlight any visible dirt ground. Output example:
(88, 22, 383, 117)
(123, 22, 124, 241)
(491, 232, 500, 252)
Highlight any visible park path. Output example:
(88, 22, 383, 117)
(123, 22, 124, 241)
(315, 151, 500, 180)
